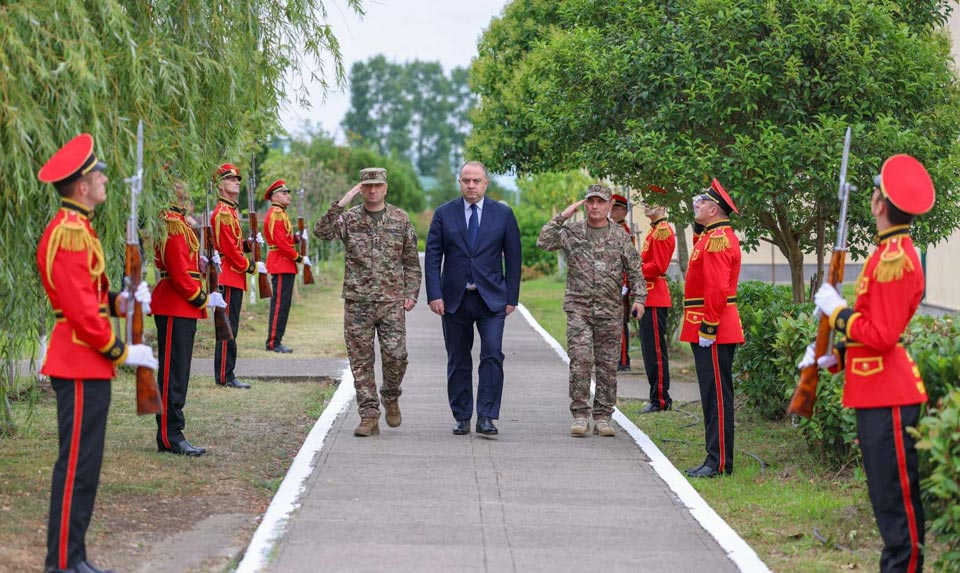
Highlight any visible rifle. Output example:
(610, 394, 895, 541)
(297, 178, 315, 285)
(204, 182, 234, 341)
(124, 120, 163, 416)
(247, 154, 273, 299)
(788, 126, 855, 418)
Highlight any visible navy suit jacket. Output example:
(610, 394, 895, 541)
(425, 197, 522, 314)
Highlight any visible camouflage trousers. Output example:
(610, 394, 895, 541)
(566, 311, 622, 420)
(344, 300, 408, 418)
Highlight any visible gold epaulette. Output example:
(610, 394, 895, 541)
(164, 217, 199, 253)
(706, 228, 730, 253)
(874, 238, 914, 283)
(45, 217, 105, 286)
(216, 210, 240, 241)
(652, 223, 672, 241)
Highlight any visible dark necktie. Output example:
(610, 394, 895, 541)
(468, 203, 479, 252)
(467, 203, 479, 284)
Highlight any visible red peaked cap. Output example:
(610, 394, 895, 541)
(611, 194, 628, 207)
(37, 133, 107, 184)
(705, 178, 739, 215)
(216, 163, 242, 183)
(265, 179, 288, 201)
(877, 154, 935, 215)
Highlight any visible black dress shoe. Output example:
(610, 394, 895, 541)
(267, 344, 293, 353)
(686, 464, 720, 478)
(224, 379, 251, 389)
(159, 439, 206, 457)
(452, 420, 471, 435)
(641, 402, 672, 414)
(476, 417, 499, 436)
(75, 562, 116, 573)
(617, 365, 631, 372)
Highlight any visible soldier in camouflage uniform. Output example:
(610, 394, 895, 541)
(537, 185, 646, 437)
(313, 168, 421, 437)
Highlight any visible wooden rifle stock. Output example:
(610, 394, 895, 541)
(787, 253, 846, 418)
(298, 215, 314, 285)
(127, 242, 162, 416)
(249, 210, 273, 298)
(203, 221, 234, 341)
(787, 126, 855, 419)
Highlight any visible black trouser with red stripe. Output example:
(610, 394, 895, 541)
(619, 297, 631, 369)
(46, 378, 111, 571)
(214, 285, 244, 385)
(266, 273, 295, 350)
(857, 405, 925, 573)
(691, 343, 736, 474)
(154, 314, 197, 449)
(639, 306, 671, 409)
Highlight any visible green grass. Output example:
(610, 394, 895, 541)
(520, 274, 568, 348)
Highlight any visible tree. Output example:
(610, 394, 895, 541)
(470, 0, 960, 301)
(267, 126, 426, 215)
(0, 0, 362, 433)
(343, 56, 475, 177)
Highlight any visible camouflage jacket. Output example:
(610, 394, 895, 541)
(314, 202, 421, 302)
(537, 214, 646, 318)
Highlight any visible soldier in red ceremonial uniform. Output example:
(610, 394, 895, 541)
(152, 193, 227, 456)
(802, 155, 934, 573)
(36, 133, 159, 573)
(211, 163, 260, 388)
(638, 186, 676, 413)
(680, 178, 744, 478)
(609, 194, 635, 372)
(263, 179, 312, 353)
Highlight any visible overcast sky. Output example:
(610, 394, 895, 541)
(280, 0, 511, 140)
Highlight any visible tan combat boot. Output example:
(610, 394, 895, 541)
(354, 417, 380, 437)
(593, 419, 616, 437)
(384, 401, 402, 428)
(570, 417, 590, 437)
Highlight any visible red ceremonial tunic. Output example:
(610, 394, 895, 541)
(680, 220, 744, 344)
(211, 197, 254, 290)
(37, 199, 127, 378)
(828, 226, 927, 408)
(151, 207, 208, 319)
(641, 217, 676, 308)
(264, 203, 302, 275)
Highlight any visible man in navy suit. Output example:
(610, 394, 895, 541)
(425, 161, 522, 436)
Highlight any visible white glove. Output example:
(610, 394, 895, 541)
(212, 250, 222, 267)
(207, 291, 227, 309)
(257, 261, 268, 274)
(302, 255, 312, 267)
(256, 232, 265, 246)
(199, 255, 209, 274)
(621, 285, 629, 296)
(136, 280, 152, 315)
(698, 336, 715, 348)
(124, 344, 158, 370)
(798, 344, 816, 369)
(818, 353, 838, 369)
(814, 283, 846, 318)
(301, 233, 308, 245)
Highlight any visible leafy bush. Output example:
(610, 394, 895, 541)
(515, 202, 557, 273)
(734, 281, 807, 420)
(906, 314, 960, 407)
(915, 388, 960, 572)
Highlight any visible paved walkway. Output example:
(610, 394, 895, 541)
(254, 297, 750, 573)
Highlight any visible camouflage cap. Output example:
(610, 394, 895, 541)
(584, 184, 612, 201)
(359, 167, 387, 185)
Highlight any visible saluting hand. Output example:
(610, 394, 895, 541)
(338, 184, 364, 208)
(561, 199, 586, 219)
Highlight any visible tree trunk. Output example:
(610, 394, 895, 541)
(675, 224, 689, 276)
(786, 240, 806, 303)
